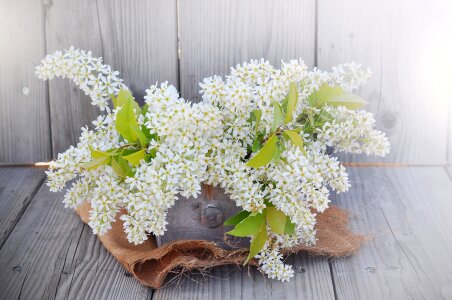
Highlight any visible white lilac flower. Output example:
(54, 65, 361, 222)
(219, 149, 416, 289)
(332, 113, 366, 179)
(317, 106, 390, 156)
(255, 244, 295, 282)
(35, 46, 125, 111)
(37, 48, 389, 283)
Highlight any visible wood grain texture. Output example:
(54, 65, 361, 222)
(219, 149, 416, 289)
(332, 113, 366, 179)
(178, 0, 316, 102)
(54, 224, 153, 300)
(45, 0, 104, 157)
(0, 183, 151, 300)
(158, 185, 246, 249)
(317, 0, 452, 164)
(331, 167, 452, 299)
(46, 0, 179, 156)
(153, 253, 334, 300)
(0, 167, 45, 248)
(0, 0, 51, 162)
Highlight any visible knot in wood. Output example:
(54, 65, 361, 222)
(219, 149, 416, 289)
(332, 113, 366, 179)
(202, 204, 224, 228)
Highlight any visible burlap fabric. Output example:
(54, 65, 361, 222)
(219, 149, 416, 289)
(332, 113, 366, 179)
(76, 201, 363, 289)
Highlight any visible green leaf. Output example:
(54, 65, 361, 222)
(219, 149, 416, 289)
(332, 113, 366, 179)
(307, 83, 343, 107)
(141, 104, 149, 116)
(273, 141, 282, 163)
(126, 169, 135, 178)
(284, 217, 296, 235)
(279, 138, 286, 153)
(282, 130, 306, 155)
(266, 206, 286, 235)
(251, 132, 265, 153)
(148, 148, 157, 159)
(123, 149, 146, 166)
(119, 156, 131, 173)
(324, 93, 368, 110)
(224, 210, 251, 226)
(251, 138, 262, 153)
(80, 156, 109, 170)
(111, 156, 126, 178)
(251, 109, 262, 132)
(281, 95, 289, 113)
(89, 145, 116, 159)
(226, 212, 265, 237)
(284, 82, 298, 124)
(141, 125, 157, 140)
(245, 223, 267, 264)
(121, 148, 140, 156)
(115, 96, 139, 143)
(114, 89, 141, 113)
(246, 135, 278, 168)
(264, 199, 274, 207)
(130, 125, 147, 148)
(272, 101, 283, 132)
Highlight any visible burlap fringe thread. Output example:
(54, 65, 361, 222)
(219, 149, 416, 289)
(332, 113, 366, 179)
(76, 201, 364, 289)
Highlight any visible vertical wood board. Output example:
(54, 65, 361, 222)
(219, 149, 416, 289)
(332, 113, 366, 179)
(178, 0, 316, 102)
(0, 0, 51, 162)
(45, 0, 179, 156)
(318, 0, 452, 164)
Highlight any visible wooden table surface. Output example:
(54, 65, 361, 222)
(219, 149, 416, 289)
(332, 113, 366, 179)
(0, 166, 452, 300)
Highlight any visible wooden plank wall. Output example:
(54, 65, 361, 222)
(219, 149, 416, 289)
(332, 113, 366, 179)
(318, 0, 452, 165)
(45, 0, 179, 156)
(1, 0, 451, 165)
(178, 0, 316, 101)
(0, 0, 51, 162)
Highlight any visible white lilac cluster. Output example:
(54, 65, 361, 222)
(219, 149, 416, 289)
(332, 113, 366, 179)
(120, 83, 223, 243)
(199, 59, 388, 281)
(256, 246, 295, 282)
(37, 48, 222, 242)
(37, 48, 389, 283)
(35, 46, 124, 110)
(317, 106, 390, 156)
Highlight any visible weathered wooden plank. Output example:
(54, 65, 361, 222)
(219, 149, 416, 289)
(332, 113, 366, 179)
(44, 0, 104, 157)
(54, 224, 153, 300)
(46, 0, 179, 156)
(318, 0, 452, 164)
(97, 0, 179, 100)
(0, 184, 151, 300)
(0, 167, 45, 249)
(158, 185, 246, 249)
(0, 0, 51, 162)
(331, 167, 452, 299)
(178, 0, 316, 102)
(153, 254, 334, 300)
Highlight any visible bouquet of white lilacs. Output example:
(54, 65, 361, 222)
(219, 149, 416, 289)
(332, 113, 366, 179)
(36, 47, 389, 282)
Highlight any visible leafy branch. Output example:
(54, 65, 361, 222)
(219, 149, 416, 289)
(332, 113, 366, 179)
(246, 82, 306, 168)
(224, 202, 296, 264)
(236, 82, 368, 262)
(79, 89, 156, 178)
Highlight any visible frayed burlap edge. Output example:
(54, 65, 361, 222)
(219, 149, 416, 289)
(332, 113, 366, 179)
(76, 202, 364, 289)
